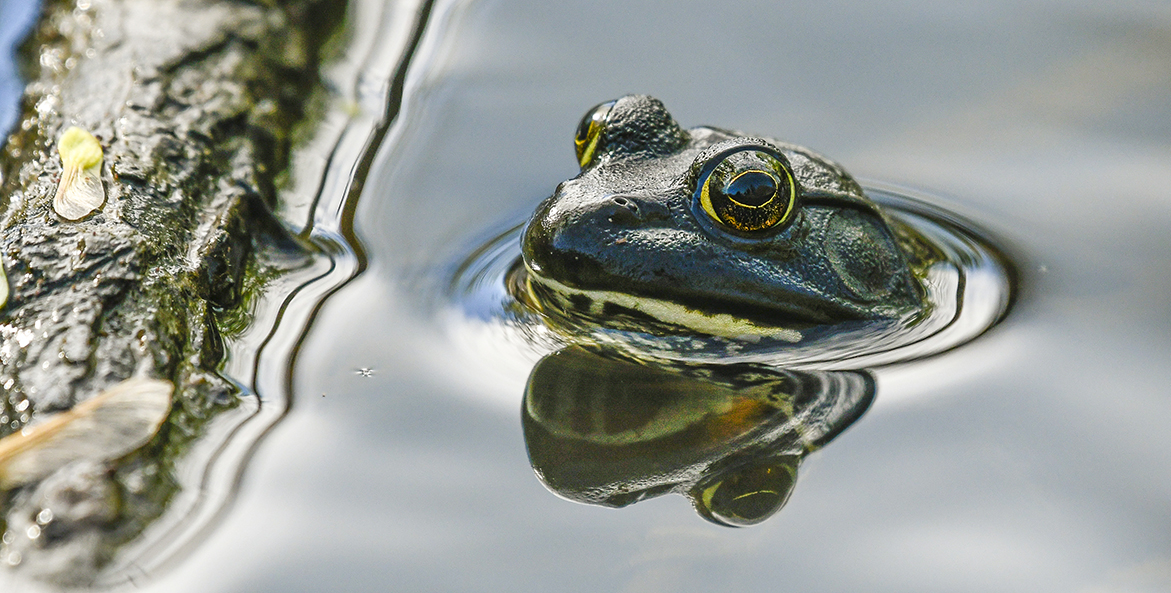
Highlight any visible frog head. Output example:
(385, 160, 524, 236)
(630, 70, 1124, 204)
(521, 95, 925, 339)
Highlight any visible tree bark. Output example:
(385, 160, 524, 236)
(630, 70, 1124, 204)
(0, 0, 345, 583)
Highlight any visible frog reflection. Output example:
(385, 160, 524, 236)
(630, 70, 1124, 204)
(522, 346, 873, 526)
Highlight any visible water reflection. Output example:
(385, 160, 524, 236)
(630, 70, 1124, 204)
(522, 346, 873, 526)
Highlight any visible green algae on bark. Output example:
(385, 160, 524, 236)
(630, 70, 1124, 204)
(0, 0, 345, 585)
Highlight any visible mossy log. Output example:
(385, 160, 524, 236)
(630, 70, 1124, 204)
(0, 0, 344, 583)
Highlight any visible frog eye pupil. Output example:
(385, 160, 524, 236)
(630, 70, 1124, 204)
(722, 170, 777, 207)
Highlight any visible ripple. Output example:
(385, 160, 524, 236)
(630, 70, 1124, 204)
(447, 185, 1015, 370)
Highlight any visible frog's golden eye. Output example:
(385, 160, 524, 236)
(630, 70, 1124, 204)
(573, 100, 615, 169)
(696, 147, 797, 233)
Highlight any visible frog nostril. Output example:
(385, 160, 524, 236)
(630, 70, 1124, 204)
(611, 196, 638, 212)
(607, 195, 642, 225)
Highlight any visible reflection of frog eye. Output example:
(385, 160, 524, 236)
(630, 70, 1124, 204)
(689, 455, 798, 527)
(697, 148, 796, 233)
(573, 100, 615, 169)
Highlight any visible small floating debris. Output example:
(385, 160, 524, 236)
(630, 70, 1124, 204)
(53, 126, 105, 221)
(0, 378, 173, 489)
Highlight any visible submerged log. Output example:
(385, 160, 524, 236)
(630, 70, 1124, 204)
(0, 0, 345, 583)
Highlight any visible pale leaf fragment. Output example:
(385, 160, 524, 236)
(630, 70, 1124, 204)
(53, 126, 105, 221)
(0, 378, 173, 489)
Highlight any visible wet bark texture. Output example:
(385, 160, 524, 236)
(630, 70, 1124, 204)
(0, 0, 343, 582)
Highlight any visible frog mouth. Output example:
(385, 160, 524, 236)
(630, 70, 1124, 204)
(519, 264, 810, 342)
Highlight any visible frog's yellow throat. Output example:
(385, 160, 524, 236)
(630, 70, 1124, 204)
(523, 264, 802, 343)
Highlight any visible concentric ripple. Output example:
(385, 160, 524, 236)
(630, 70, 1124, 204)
(447, 185, 1015, 370)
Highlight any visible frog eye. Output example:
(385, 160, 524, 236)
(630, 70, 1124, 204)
(573, 100, 615, 169)
(689, 456, 798, 527)
(696, 147, 797, 233)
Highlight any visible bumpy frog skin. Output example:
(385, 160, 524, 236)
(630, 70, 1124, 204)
(520, 95, 930, 339)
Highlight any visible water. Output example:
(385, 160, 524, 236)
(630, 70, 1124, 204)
(0, 0, 41, 138)
(165, 0, 1171, 591)
(9, 0, 1171, 591)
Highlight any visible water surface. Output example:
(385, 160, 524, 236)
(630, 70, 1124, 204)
(128, 0, 1171, 591)
(0, 0, 40, 138)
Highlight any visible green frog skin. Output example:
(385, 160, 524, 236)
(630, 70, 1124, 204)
(520, 95, 932, 340)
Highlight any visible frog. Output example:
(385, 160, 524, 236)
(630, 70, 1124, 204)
(518, 95, 937, 342)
